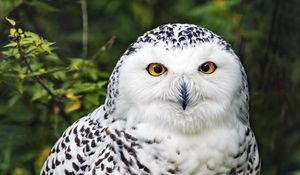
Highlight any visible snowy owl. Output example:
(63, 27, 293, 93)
(41, 24, 260, 175)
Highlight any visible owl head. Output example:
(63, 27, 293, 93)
(103, 24, 249, 134)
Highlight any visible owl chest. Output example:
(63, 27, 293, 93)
(134, 126, 248, 174)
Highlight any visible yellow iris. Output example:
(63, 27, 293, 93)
(146, 63, 167, 76)
(198, 61, 217, 74)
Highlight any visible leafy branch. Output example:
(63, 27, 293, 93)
(4, 17, 71, 122)
(1, 17, 110, 124)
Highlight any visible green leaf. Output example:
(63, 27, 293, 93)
(24, 32, 40, 41)
(20, 38, 35, 46)
(88, 69, 99, 81)
(65, 100, 81, 113)
(83, 93, 99, 109)
(3, 42, 17, 48)
(2, 48, 20, 58)
(40, 43, 52, 53)
(5, 17, 16, 26)
(17, 28, 23, 34)
(71, 83, 97, 93)
(15, 79, 23, 94)
(8, 95, 20, 107)
(97, 81, 107, 88)
(31, 86, 47, 101)
(44, 53, 62, 64)
(9, 28, 16, 35)
(52, 71, 67, 80)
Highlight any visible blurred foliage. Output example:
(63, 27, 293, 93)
(0, 0, 299, 174)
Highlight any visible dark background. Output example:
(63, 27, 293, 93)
(0, 0, 299, 174)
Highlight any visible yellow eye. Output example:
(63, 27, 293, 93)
(146, 63, 167, 76)
(198, 61, 217, 74)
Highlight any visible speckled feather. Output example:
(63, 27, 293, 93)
(41, 24, 260, 175)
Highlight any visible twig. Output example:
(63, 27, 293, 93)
(80, 0, 88, 58)
(16, 42, 71, 123)
(22, 67, 72, 78)
(90, 36, 116, 60)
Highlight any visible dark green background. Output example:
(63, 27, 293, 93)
(0, 0, 299, 174)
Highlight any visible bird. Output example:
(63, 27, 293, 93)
(41, 23, 260, 175)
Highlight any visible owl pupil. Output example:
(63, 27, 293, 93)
(201, 64, 209, 72)
(154, 65, 162, 73)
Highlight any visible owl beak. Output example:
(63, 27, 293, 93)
(178, 82, 189, 110)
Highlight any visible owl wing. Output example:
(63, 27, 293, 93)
(40, 114, 104, 175)
(233, 129, 261, 175)
(41, 106, 151, 175)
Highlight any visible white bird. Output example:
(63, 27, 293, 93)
(41, 23, 260, 175)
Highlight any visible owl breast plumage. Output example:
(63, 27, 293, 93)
(41, 24, 260, 175)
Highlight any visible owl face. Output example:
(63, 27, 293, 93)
(111, 24, 246, 133)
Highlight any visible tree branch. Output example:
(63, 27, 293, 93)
(16, 41, 71, 123)
(80, 0, 88, 58)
